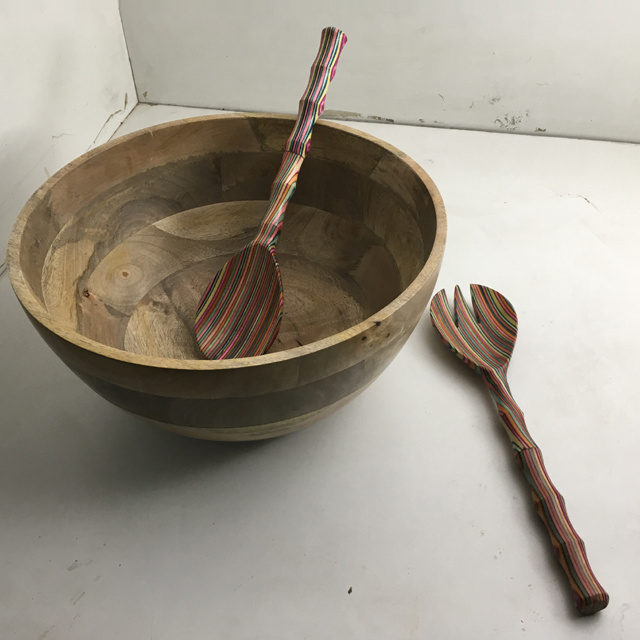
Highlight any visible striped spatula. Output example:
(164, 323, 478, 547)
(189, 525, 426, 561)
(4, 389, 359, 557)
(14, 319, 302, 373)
(430, 284, 609, 615)
(194, 27, 347, 359)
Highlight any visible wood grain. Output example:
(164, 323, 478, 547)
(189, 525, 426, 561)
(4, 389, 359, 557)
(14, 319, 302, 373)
(7, 114, 446, 439)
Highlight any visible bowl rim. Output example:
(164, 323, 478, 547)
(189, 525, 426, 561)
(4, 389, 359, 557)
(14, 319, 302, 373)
(7, 113, 447, 371)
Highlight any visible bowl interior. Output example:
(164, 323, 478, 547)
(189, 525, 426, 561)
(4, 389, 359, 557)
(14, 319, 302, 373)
(13, 115, 439, 360)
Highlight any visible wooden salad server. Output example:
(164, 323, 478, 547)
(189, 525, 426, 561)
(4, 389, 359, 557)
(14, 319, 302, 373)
(430, 284, 609, 615)
(194, 27, 347, 359)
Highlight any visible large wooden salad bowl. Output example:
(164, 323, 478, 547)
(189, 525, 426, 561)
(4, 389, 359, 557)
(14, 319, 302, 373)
(7, 114, 446, 440)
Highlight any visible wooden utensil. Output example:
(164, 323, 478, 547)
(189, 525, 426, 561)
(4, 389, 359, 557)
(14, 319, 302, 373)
(429, 284, 609, 615)
(194, 27, 347, 359)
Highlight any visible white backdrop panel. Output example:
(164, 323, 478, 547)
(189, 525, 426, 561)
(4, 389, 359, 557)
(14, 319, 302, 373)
(120, 0, 640, 142)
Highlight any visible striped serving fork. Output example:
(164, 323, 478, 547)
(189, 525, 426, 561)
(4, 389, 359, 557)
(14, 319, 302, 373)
(430, 284, 609, 615)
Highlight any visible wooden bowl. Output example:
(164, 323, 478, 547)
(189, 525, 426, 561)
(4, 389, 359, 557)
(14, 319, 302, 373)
(7, 114, 446, 440)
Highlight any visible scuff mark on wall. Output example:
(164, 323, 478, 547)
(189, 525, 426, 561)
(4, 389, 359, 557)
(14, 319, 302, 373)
(494, 110, 530, 130)
(321, 110, 394, 124)
(557, 192, 603, 215)
(91, 109, 123, 146)
(368, 114, 395, 123)
(35, 625, 55, 640)
(322, 109, 363, 119)
(577, 194, 602, 214)
(89, 92, 130, 148)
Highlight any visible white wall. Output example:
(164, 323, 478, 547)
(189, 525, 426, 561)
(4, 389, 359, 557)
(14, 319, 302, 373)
(119, 0, 640, 143)
(0, 0, 137, 258)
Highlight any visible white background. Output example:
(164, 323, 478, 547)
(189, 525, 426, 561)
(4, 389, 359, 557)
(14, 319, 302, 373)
(120, 0, 640, 141)
(4, 0, 640, 249)
(4, 107, 640, 637)
(2, 1, 640, 637)
(0, 0, 135, 251)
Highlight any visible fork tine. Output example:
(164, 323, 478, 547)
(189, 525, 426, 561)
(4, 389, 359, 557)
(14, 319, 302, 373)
(470, 284, 517, 360)
(429, 290, 457, 342)
(430, 289, 482, 373)
(453, 285, 474, 331)
(454, 285, 505, 371)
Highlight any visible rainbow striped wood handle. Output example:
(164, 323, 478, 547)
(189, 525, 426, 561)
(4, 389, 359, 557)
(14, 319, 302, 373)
(285, 26, 347, 157)
(514, 447, 609, 614)
(257, 26, 347, 246)
(485, 372, 610, 615)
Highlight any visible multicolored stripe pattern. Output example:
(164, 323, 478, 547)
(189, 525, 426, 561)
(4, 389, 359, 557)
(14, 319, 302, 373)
(285, 27, 348, 157)
(195, 27, 347, 360)
(430, 284, 609, 615)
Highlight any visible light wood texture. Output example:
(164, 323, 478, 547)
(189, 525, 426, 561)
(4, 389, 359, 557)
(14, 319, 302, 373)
(7, 114, 446, 440)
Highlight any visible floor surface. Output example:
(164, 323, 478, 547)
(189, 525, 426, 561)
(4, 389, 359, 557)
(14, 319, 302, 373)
(2, 105, 639, 638)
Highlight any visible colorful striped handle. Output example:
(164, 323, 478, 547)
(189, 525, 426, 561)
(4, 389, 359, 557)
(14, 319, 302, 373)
(285, 27, 347, 157)
(256, 26, 347, 247)
(485, 371, 609, 615)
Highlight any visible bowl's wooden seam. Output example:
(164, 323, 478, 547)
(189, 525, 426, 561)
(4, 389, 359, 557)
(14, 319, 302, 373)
(132, 383, 374, 441)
